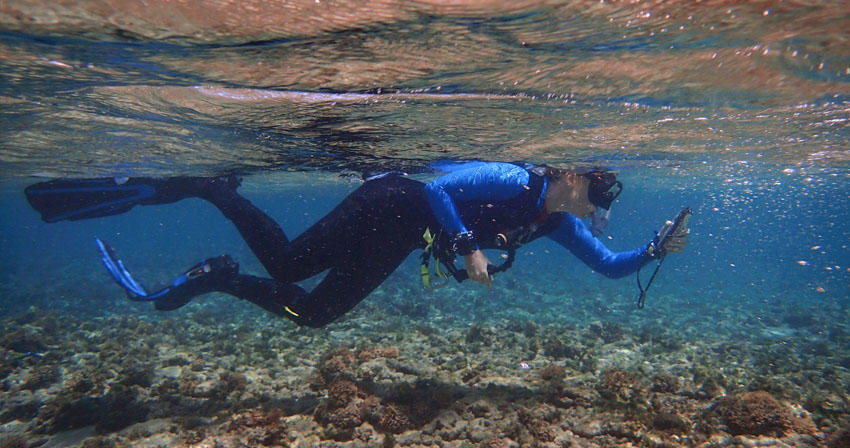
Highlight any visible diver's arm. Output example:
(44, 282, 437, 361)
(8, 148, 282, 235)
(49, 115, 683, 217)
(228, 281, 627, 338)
(547, 213, 653, 278)
(425, 162, 530, 287)
(424, 162, 531, 237)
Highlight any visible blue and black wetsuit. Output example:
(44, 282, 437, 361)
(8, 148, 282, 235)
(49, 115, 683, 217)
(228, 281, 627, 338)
(208, 162, 653, 327)
(425, 162, 652, 278)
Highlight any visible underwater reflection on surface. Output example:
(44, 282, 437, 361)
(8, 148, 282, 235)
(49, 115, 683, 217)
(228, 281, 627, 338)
(0, 0, 848, 176)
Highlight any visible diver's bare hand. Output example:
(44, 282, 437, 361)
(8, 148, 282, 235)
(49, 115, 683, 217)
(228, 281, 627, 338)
(464, 250, 492, 288)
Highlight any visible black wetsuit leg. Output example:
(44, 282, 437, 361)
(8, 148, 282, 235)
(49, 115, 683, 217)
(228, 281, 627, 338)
(207, 176, 432, 327)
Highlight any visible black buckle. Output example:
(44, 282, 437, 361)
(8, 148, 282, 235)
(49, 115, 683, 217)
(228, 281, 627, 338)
(451, 231, 477, 255)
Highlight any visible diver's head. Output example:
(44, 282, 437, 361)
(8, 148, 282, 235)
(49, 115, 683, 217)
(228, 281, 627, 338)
(582, 170, 622, 211)
(539, 166, 621, 236)
(540, 167, 622, 217)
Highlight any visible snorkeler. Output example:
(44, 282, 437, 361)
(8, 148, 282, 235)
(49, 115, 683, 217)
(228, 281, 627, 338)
(25, 162, 689, 327)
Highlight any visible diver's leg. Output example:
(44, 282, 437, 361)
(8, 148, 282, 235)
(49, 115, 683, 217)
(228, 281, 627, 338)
(278, 195, 427, 327)
(217, 275, 307, 318)
(205, 176, 430, 285)
(198, 185, 292, 277)
(144, 257, 401, 326)
(289, 256, 410, 327)
(95, 175, 432, 321)
(220, 242, 415, 327)
(154, 175, 430, 325)
(214, 177, 429, 327)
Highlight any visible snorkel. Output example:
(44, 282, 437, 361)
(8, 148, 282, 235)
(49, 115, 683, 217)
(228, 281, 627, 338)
(590, 208, 610, 236)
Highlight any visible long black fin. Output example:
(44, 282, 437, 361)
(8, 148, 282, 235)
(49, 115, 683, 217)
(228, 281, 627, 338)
(24, 178, 157, 223)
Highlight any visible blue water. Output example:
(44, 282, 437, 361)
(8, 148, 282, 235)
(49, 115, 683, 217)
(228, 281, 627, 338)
(1, 2, 849, 445)
(2, 165, 846, 327)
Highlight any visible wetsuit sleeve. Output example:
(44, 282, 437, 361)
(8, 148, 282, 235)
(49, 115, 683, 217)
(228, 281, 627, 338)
(424, 163, 531, 237)
(547, 213, 653, 278)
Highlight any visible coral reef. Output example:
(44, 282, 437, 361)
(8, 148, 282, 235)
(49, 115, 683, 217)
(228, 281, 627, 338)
(0, 283, 845, 448)
(717, 390, 794, 436)
(596, 369, 641, 402)
(224, 408, 286, 446)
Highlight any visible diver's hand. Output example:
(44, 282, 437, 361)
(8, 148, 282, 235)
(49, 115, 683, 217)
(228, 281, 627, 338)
(464, 250, 492, 288)
(657, 220, 690, 254)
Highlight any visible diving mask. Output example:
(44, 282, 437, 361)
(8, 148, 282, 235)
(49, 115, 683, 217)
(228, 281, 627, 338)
(583, 171, 622, 210)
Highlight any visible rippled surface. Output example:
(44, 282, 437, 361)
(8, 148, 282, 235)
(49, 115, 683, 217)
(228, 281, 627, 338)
(0, 0, 848, 177)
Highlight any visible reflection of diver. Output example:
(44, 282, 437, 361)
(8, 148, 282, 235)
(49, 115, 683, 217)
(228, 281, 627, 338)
(25, 162, 689, 327)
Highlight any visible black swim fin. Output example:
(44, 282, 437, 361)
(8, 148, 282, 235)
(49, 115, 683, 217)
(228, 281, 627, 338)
(25, 178, 160, 223)
(24, 176, 241, 223)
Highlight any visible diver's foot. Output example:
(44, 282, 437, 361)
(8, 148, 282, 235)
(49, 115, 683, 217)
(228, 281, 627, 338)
(136, 175, 242, 205)
(154, 255, 239, 311)
(194, 175, 242, 201)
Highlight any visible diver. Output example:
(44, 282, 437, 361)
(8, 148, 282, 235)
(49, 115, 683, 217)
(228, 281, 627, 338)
(25, 162, 689, 327)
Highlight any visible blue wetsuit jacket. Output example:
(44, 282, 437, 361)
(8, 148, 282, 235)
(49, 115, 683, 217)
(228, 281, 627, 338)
(425, 162, 653, 278)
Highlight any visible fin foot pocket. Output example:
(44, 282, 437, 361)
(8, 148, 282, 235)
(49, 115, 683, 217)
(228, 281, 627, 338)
(95, 238, 238, 311)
